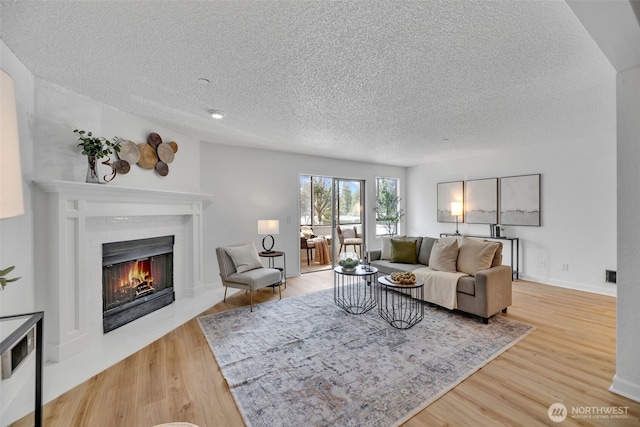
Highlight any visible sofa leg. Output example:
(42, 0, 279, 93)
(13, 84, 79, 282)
(502, 308, 508, 313)
(223, 287, 228, 302)
(250, 291, 253, 312)
(483, 317, 489, 324)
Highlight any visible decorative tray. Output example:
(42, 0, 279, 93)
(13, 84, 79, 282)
(384, 275, 416, 286)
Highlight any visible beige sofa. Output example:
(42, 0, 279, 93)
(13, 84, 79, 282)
(369, 236, 512, 324)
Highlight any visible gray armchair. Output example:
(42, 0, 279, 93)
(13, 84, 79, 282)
(216, 243, 283, 312)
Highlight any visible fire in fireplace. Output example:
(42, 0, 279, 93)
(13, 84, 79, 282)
(102, 235, 175, 333)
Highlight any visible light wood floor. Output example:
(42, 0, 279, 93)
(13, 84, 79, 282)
(13, 272, 640, 426)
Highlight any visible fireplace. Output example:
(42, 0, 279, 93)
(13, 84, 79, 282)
(102, 235, 175, 333)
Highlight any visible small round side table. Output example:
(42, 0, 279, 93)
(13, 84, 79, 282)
(333, 265, 378, 314)
(377, 275, 424, 329)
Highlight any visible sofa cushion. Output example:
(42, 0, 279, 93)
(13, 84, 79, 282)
(457, 275, 476, 296)
(417, 237, 438, 265)
(226, 242, 263, 273)
(370, 259, 423, 275)
(428, 239, 459, 272)
(457, 238, 500, 276)
(381, 235, 406, 260)
(390, 239, 418, 264)
(406, 236, 423, 254)
(490, 241, 503, 266)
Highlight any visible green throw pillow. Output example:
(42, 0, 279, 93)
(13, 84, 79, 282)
(390, 239, 417, 264)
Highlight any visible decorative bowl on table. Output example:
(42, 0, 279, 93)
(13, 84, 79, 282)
(389, 272, 416, 285)
(338, 252, 360, 271)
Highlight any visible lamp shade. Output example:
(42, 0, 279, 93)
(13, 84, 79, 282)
(257, 220, 279, 235)
(0, 69, 24, 219)
(450, 202, 463, 217)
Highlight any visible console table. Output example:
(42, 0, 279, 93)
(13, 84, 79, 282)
(440, 234, 520, 280)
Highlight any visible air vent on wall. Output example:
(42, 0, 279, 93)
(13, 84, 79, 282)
(605, 270, 617, 284)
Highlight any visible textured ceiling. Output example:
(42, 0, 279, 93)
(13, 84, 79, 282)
(0, 1, 614, 167)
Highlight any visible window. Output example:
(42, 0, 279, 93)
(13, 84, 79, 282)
(376, 177, 403, 236)
(300, 176, 362, 226)
(300, 175, 332, 226)
(337, 180, 361, 225)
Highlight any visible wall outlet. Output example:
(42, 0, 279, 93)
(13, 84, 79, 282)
(562, 264, 569, 271)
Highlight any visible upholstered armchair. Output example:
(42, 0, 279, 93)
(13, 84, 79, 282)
(216, 243, 282, 312)
(337, 225, 363, 256)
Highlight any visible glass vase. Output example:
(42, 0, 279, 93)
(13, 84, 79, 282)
(86, 155, 100, 183)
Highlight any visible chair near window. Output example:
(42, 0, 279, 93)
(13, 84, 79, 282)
(337, 225, 363, 256)
(300, 226, 316, 265)
(300, 237, 315, 265)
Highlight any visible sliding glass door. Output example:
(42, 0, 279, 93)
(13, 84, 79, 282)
(299, 175, 365, 272)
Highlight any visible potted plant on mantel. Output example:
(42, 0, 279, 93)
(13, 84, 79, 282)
(74, 129, 121, 183)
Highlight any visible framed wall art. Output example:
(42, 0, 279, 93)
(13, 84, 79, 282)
(464, 178, 498, 224)
(499, 174, 541, 226)
(437, 181, 464, 223)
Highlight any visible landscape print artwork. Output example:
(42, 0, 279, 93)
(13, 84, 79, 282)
(500, 174, 541, 226)
(437, 181, 464, 223)
(465, 178, 498, 224)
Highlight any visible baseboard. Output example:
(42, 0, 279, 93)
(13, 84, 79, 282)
(519, 274, 617, 297)
(610, 375, 640, 403)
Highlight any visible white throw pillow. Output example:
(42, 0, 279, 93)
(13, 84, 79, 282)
(457, 238, 499, 276)
(381, 235, 406, 260)
(428, 239, 459, 272)
(226, 242, 263, 273)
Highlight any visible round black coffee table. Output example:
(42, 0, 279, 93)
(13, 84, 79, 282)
(377, 275, 424, 329)
(333, 265, 378, 314)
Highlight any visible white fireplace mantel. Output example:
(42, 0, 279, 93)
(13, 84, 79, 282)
(32, 180, 213, 363)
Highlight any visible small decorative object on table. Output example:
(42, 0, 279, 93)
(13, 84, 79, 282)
(388, 272, 416, 285)
(338, 252, 360, 271)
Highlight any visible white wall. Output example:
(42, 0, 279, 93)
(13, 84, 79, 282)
(199, 143, 406, 283)
(406, 136, 617, 295)
(31, 80, 201, 193)
(613, 64, 640, 402)
(1, 38, 206, 425)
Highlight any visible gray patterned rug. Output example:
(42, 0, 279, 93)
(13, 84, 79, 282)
(197, 288, 534, 427)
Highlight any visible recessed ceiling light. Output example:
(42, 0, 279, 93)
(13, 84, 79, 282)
(208, 109, 225, 119)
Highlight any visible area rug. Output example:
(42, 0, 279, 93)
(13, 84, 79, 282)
(197, 289, 534, 427)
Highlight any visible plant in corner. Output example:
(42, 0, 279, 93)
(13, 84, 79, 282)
(0, 266, 20, 290)
(376, 183, 405, 236)
(74, 129, 121, 183)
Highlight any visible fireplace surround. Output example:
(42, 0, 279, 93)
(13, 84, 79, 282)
(33, 180, 212, 363)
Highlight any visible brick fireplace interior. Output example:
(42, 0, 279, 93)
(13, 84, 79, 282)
(102, 235, 175, 333)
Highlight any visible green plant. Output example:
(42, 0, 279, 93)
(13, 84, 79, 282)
(376, 183, 405, 235)
(0, 266, 20, 290)
(74, 129, 121, 159)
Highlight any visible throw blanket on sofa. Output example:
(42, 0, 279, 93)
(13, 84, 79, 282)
(412, 267, 469, 310)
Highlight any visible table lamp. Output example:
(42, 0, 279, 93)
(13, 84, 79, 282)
(258, 220, 279, 253)
(451, 202, 463, 235)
